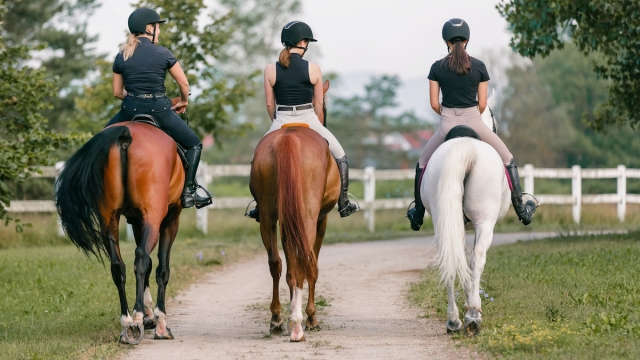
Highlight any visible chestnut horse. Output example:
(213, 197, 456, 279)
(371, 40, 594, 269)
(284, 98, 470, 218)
(55, 122, 184, 344)
(250, 102, 339, 341)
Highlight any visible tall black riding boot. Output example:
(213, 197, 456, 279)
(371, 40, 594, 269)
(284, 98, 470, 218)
(335, 156, 359, 218)
(505, 158, 536, 225)
(181, 144, 213, 209)
(406, 163, 425, 231)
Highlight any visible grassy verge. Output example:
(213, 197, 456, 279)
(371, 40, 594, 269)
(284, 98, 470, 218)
(410, 232, 640, 359)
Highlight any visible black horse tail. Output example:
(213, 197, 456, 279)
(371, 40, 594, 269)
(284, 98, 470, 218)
(55, 126, 131, 259)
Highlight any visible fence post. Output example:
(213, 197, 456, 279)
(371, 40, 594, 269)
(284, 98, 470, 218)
(618, 165, 626, 222)
(55, 161, 65, 237)
(363, 166, 376, 233)
(523, 164, 534, 195)
(196, 161, 209, 234)
(572, 165, 582, 224)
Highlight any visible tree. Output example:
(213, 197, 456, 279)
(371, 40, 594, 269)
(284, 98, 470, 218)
(497, 0, 640, 130)
(329, 75, 432, 169)
(0, 1, 85, 230)
(3, 0, 102, 131)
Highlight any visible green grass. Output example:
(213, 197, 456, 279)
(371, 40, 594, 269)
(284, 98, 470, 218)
(410, 232, 640, 359)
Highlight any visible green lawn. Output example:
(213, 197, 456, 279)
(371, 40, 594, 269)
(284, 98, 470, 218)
(410, 232, 640, 359)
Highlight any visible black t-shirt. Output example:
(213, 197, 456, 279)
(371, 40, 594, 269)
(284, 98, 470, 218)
(427, 56, 490, 108)
(274, 53, 314, 106)
(112, 37, 178, 95)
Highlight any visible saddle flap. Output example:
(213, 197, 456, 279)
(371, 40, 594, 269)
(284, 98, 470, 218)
(445, 125, 481, 142)
(281, 123, 310, 129)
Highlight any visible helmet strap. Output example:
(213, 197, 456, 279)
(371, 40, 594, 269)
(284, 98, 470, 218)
(145, 23, 157, 44)
(289, 45, 308, 57)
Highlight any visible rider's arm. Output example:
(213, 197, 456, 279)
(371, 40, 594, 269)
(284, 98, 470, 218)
(168, 62, 189, 111)
(264, 64, 276, 121)
(310, 63, 324, 124)
(112, 73, 127, 100)
(478, 81, 488, 114)
(429, 80, 441, 115)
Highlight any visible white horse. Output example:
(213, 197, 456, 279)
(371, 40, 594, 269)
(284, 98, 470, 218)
(421, 91, 510, 336)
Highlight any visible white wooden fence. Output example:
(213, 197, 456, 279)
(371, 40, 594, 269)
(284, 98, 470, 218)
(7, 163, 640, 236)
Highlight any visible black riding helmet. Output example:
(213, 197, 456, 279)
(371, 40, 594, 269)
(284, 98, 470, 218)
(128, 8, 167, 43)
(442, 18, 470, 51)
(281, 21, 317, 55)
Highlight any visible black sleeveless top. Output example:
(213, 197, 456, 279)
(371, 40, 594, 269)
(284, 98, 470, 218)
(273, 53, 314, 106)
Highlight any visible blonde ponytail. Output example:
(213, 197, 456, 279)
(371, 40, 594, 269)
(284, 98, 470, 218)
(120, 34, 140, 61)
(279, 47, 291, 68)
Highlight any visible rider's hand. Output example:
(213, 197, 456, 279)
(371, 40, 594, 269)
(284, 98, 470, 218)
(171, 97, 188, 114)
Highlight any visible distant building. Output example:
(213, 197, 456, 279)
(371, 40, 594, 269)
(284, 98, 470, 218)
(382, 130, 433, 157)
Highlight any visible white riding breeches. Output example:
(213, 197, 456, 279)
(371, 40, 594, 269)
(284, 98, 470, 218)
(265, 105, 346, 158)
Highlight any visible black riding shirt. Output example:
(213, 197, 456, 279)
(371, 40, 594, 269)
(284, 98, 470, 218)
(273, 53, 314, 106)
(112, 37, 177, 95)
(428, 56, 490, 108)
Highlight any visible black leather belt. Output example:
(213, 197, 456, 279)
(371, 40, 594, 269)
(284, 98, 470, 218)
(277, 104, 313, 111)
(127, 93, 166, 99)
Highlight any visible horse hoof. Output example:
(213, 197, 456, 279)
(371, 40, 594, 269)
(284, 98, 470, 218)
(154, 327, 174, 340)
(119, 322, 145, 345)
(143, 316, 157, 330)
(464, 318, 481, 337)
(270, 320, 285, 335)
(290, 335, 306, 343)
(446, 319, 463, 334)
(306, 318, 320, 331)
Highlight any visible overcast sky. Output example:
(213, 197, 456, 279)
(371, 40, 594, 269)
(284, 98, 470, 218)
(88, 0, 512, 81)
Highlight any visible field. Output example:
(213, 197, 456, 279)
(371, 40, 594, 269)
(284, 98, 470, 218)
(410, 232, 640, 359)
(2, 186, 640, 358)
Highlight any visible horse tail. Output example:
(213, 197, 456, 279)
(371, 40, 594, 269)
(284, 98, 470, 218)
(55, 126, 132, 259)
(275, 132, 317, 285)
(435, 139, 476, 290)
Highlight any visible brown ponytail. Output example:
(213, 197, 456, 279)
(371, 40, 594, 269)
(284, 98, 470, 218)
(120, 34, 140, 61)
(443, 41, 471, 75)
(279, 47, 291, 68)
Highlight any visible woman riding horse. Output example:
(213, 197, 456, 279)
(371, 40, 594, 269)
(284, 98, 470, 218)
(105, 7, 211, 209)
(406, 18, 537, 230)
(246, 21, 358, 220)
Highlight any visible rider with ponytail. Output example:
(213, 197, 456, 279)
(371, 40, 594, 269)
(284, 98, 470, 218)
(406, 18, 536, 230)
(247, 21, 359, 220)
(106, 8, 211, 209)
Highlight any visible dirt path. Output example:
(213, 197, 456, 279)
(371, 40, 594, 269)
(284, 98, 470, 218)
(122, 231, 585, 359)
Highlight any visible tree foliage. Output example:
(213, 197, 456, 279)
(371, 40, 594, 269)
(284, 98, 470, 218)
(3, 0, 101, 131)
(329, 75, 432, 169)
(0, 1, 85, 230)
(497, 0, 640, 130)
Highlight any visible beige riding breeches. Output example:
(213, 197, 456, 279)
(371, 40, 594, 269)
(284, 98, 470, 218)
(418, 106, 512, 168)
(265, 105, 346, 159)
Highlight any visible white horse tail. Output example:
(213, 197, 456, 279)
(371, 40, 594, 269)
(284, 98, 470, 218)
(435, 139, 477, 290)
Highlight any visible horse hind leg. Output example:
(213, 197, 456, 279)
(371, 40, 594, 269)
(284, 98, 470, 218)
(464, 222, 495, 337)
(153, 206, 181, 340)
(261, 217, 284, 334)
(305, 216, 327, 331)
(445, 274, 463, 334)
(129, 218, 157, 330)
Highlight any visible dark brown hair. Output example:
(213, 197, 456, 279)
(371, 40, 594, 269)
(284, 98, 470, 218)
(279, 47, 291, 68)
(443, 40, 471, 75)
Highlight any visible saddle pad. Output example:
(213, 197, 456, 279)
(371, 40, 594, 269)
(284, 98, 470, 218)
(282, 123, 309, 129)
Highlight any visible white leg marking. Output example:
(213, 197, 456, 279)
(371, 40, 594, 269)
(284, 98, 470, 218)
(132, 310, 144, 324)
(120, 313, 133, 328)
(144, 287, 153, 310)
(154, 307, 168, 336)
(290, 286, 305, 341)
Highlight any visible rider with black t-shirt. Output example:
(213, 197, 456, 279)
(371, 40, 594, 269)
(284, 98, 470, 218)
(406, 18, 536, 230)
(106, 8, 211, 209)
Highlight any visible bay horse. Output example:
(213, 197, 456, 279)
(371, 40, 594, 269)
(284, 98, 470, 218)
(422, 92, 512, 336)
(55, 121, 184, 344)
(250, 81, 340, 342)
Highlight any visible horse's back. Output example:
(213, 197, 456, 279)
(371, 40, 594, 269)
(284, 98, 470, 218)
(110, 122, 184, 212)
(424, 138, 510, 222)
(251, 127, 339, 217)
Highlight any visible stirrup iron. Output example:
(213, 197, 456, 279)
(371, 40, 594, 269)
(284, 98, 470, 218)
(244, 200, 257, 218)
